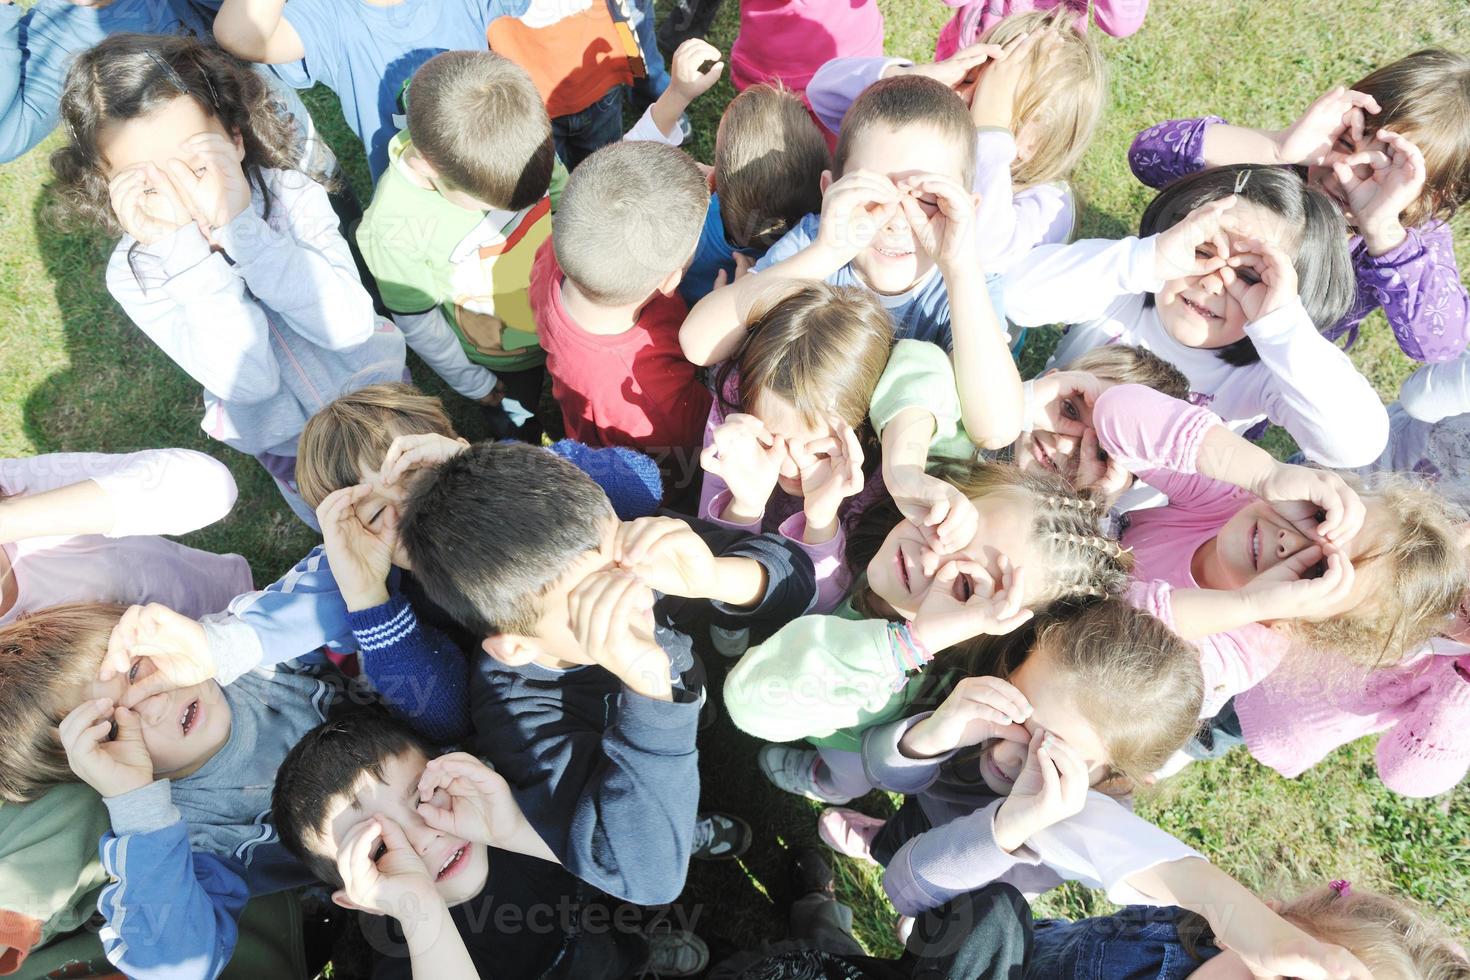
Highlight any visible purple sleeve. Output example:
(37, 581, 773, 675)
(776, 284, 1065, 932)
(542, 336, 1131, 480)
(882, 802, 1045, 917)
(858, 713, 951, 795)
(1350, 222, 1470, 364)
(805, 57, 905, 136)
(1127, 116, 1225, 188)
(1091, 384, 1239, 510)
(1375, 654, 1470, 798)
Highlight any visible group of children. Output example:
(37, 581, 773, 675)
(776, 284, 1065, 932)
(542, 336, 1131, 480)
(1, 0, 1469, 977)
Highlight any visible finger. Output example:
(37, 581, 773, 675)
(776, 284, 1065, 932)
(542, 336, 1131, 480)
(1038, 742, 1062, 799)
(59, 698, 114, 748)
(100, 604, 148, 680)
(968, 676, 1032, 722)
(1345, 89, 1380, 116)
(997, 565, 1028, 622)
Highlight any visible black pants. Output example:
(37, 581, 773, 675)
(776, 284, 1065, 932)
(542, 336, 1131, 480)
(872, 797, 934, 868)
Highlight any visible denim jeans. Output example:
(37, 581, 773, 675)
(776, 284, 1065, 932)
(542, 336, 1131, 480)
(627, 0, 670, 105)
(552, 85, 627, 169)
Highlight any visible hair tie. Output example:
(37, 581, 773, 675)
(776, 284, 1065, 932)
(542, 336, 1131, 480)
(1329, 879, 1352, 899)
(1233, 169, 1253, 194)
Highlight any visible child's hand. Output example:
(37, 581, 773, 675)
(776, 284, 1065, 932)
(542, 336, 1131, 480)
(795, 421, 865, 542)
(1220, 235, 1299, 323)
(816, 170, 903, 263)
(1073, 428, 1131, 502)
(701, 414, 785, 523)
(1226, 914, 1372, 980)
(334, 816, 438, 918)
(1026, 371, 1106, 436)
(1275, 85, 1381, 166)
(1243, 546, 1357, 623)
(900, 675, 1031, 758)
(1152, 196, 1236, 281)
(912, 555, 1032, 652)
(568, 568, 671, 700)
(1332, 129, 1426, 254)
(892, 40, 1005, 91)
(108, 164, 193, 246)
(968, 29, 1045, 131)
(100, 603, 213, 707)
(59, 699, 154, 799)
(614, 516, 720, 599)
(888, 466, 979, 554)
(317, 484, 396, 612)
(417, 752, 527, 847)
(993, 728, 1091, 851)
(897, 174, 980, 274)
(1250, 465, 1365, 545)
(668, 38, 724, 104)
(164, 132, 252, 232)
(378, 432, 471, 488)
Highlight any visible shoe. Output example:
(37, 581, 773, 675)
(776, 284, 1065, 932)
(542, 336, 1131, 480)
(757, 744, 853, 804)
(692, 811, 752, 860)
(642, 923, 710, 977)
(709, 624, 750, 659)
(817, 807, 884, 864)
(698, 686, 718, 731)
(790, 846, 836, 899)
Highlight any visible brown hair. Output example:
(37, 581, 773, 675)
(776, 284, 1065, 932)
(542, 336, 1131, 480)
(979, 10, 1106, 188)
(948, 598, 1202, 786)
(406, 50, 555, 211)
(715, 84, 830, 249)
(834, 75, 978, 187)
(0, 603, 126, 803)
(1289, 473, 1470, 667)
(1277, 884, 1470, 980)
(1352, 49, 1470, 227)
(715, 282, 893, 433)
(49, 33, 307, 235)
(553, 141, 709, 305)
(1063, 344, 1192, 402)
(296, 383, 459, 509)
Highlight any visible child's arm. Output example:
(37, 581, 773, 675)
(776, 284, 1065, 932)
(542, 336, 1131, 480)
(389, 310, 499, 402)
(1002, 236, 1161, 328)
(348, 594, 471, 745)
(1354, 220, 1470, 363)
(0, 449, 237, 542)
(631, 39, 723, 143)
(1088, 0, 1150, 36)
(0, 2, 80, 164)
(214, 0, 307, 63)
(1398, 350, 1470, 424)
(1373, 651, 1470, 798)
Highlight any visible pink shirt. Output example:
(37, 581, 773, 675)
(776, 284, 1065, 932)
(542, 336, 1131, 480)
(729, 0, 884, 93)
(0, 450, 253, 622)
(1094, 385, 1290, 716)
(934, 0, 1148, 61)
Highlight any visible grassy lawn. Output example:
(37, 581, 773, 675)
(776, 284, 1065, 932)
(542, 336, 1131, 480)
(2, 0, 1468, 968)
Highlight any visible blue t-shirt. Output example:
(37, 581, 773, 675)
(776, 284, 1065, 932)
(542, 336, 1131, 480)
(274, 0, 524, 180)
(753, 214, 1008, 354)
(678, 192, 764, 308)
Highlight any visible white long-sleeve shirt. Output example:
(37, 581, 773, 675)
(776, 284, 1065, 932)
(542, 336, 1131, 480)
(0, 450, 253, 623)
(1005, 235, 1390, 468)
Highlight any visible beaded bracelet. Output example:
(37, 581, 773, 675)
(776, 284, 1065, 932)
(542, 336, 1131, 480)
(886, 621, 936, 690)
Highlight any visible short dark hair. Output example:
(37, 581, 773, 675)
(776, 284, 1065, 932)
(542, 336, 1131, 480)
(397, 442, 614, 637)
(407, 50, 555, 211)
(272, 709, 434, 889)
(834, 75, 977, 187)
(715, 84, 830, 249)
(1139, 164, 1354, 366)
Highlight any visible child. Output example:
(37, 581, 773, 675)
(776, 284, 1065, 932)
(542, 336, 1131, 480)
(1005, 165, 1390, 469)
(699, 282, 895, 614)
(678, 83, 831, 306)
(679, 73, 1010, 366)
(530, 140, 713, 496)
(272, 710, 713, 978)
(934, 0, 1148, 61)
(1129, 50, 1470, 365)
(725, 458, 1132, 804)
(0, 448, 251, 624)
(807, 10, 1106, 273)
(50, 34, 407, 528)
(396, 442, 819, 905)
(727, 0, 883, 99)
(1090, 382, 1468, 719)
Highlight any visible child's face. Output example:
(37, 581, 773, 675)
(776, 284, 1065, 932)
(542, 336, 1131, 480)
(317, 748, 490, 907)
(975, 643, 1110, 796)
(1306, 130, 1391, 228)
(100, 94, 237, 178)
(1154, 201, 1295, 349)
(749, 390, 842, 496)
(1206, 499, 1387, 605)
(73, 658, 231, 780)
(835, 124, 970, 295)
(1010, 371, 1129, 493)
(867, 490, 1040, 619)
(354, 460, 414, 568)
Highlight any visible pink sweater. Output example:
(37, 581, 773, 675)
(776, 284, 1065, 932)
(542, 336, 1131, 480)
(1235, 640, 1470, 798)
(729, 0, 884, 94)
(1093, 385, 1290, 718)
(934, 0, 1148, 60)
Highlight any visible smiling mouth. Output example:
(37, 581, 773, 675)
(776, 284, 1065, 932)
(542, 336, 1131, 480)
(180, 699, 200, 736)
(872, 244, 914, 259)
(1029, 437, 1055, 472)
(983, 750, 1015, 789)
(896, 543, 913, 592)
(1181, 296, 1220, 321)
(1251, 525, 1261, 570)
(436, 844, 467, 881)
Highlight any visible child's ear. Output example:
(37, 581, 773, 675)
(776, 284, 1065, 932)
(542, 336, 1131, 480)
(230, 127, 245, 163)
(819, 169, 833, 194)
(656, 266, 684, 297)
(1014, 120, 1041, 164)
(481, 634, 540, 666)
(330, 890, 373, 914)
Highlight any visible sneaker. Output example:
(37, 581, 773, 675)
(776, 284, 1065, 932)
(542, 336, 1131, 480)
(692, 811, 752, 860)
(709, 624, 751, 659)
(757, 744, 853, 804)
(790, 846, 836, 899)
(642, 924, 710, 977)
(817, 807, 884, 864)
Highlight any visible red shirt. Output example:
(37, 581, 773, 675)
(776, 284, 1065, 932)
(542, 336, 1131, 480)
(531, 241, 712, 468)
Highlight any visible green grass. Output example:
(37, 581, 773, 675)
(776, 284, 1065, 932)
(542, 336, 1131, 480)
(3, 0, 1469, 968)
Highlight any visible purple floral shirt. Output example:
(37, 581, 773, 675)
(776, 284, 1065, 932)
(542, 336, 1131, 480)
(1128, 116, 1470, 363)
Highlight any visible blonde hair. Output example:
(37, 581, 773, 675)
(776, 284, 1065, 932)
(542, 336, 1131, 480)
(715, 84, 830, 249)
(1063, 344, 1191, 402)
(979, 10, 1106, 189)
(715, 282, 894, 432)
(296, 383, 458, 509)
(0, 603, 126, 803)
(1291, 473, 1469, 667)
(1280, 885, 1470, 980)
(1352, 49, 1470, 228)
